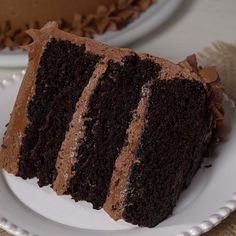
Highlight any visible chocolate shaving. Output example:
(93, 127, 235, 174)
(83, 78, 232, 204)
(1, 144, 7, 149)
(185, 54, 199, 73)
(180, 54, 229, 141)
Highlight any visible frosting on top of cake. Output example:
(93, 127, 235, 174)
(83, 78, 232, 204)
(0, 21, 226, 175)
(0, 22, 229, 227)
(0, 0, 154, 49)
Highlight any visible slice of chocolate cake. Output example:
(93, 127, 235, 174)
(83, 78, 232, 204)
(0, 22, 226, 227)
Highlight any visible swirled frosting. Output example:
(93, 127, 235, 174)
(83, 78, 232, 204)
(0, 0, 154, 49)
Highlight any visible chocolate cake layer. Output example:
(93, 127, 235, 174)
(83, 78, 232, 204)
(0, 23, 227, 228)
(53, 60, 108, 194)
(0, 22, 135, 179)
(103, 81, 152, 219)
(120, 79, 211, 227)
(67, 56, 161, 209)
(18, 39, 100, 185)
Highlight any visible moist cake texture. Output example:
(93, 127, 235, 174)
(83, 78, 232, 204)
(0, 22, 227, 227)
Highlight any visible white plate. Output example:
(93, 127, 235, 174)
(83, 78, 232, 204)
(0, 0, 183, 68)
(1, 73, 236, 236)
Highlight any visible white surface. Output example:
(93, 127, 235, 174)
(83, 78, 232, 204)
(0, 0, 183, 68)
(0, 73, 236, 236)
(132, 0, 236, 63)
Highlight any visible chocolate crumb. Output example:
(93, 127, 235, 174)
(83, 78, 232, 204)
(1, 144, 7, 149)
(204, 164, 212, 168)
(111, 203, 120, 211)
(5, 123, 9, 127)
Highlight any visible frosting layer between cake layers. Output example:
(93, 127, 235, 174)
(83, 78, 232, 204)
(0, 22, 227, 227)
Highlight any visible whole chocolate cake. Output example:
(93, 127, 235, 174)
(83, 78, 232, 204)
(0, 0, 153, 49)
(0, 22, 226, 227)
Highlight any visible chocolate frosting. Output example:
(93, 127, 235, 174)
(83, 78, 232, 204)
(0, 0, 154, 49)
(180, 55, 229, 140)
(103, 54, 228, 220)
(53, 61, 108, 194)
(104, 82, 152, 219)
(0, 24, 227, 213)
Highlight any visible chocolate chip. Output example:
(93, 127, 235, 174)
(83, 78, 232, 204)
(204, 164, 212, 168)
(1, 144, 7, 149)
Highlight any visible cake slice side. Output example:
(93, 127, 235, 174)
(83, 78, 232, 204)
(0, 22, 131, 185)
(122, 78, 211, 227)
(103, 56, 226, 227)
(18, 39, 101, 186)
(53, 60, 108, 194)
(66, 56, 161, 209)
(0, 22, 143, 186)
(0, 23, 227, 228)
(103, 80, 153, 219)
(0, 29, 47, 174)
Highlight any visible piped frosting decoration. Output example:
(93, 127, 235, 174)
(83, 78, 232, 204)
(0, 0, 154, 49)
